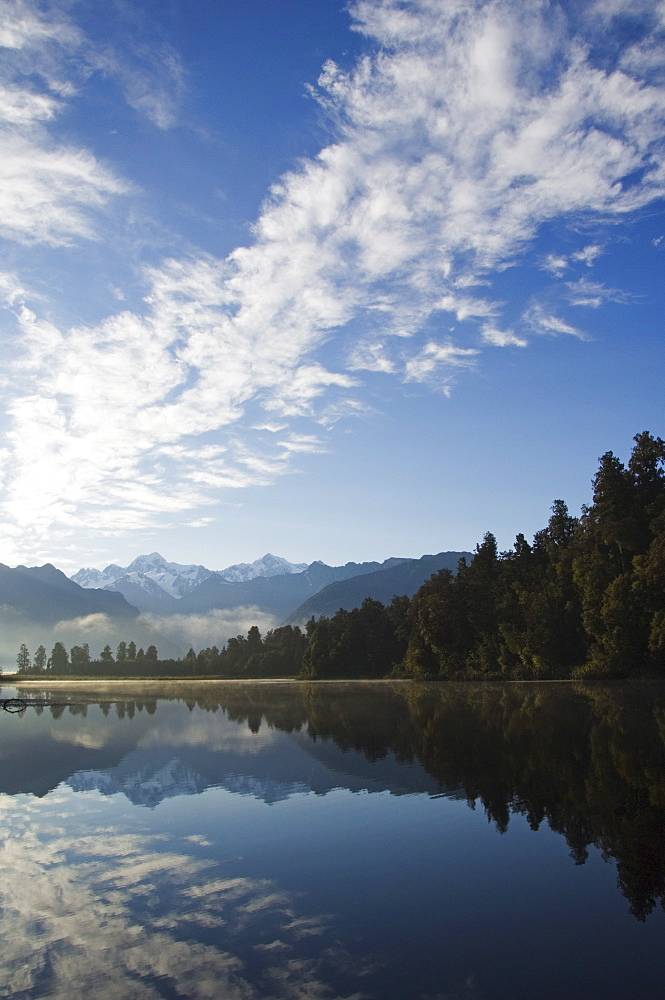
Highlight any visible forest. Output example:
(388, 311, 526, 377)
(12, 431, 665, 681)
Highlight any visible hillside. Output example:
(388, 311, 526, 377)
(175, 557, 410, 619)
(284, 551, 472, 623)
(0, 563, 139, 625)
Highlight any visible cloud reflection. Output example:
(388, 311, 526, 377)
(0, 795, 372, 999)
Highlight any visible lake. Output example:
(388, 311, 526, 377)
(1, 679, 664, 999)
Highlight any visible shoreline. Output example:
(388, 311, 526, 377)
(2, 676, 411, 688)
(2, 676, 652, 689)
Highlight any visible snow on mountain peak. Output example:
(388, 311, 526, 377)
(217, 553, 307, 583)
(71, 552, 307, 601)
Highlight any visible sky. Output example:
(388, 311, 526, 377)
(0, 0, 663, 575)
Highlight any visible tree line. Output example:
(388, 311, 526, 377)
(303, 430, 665, 680)
(14, 625, 308, 678)
(12, 431, 665, 681)
(15, 640, 159, 674)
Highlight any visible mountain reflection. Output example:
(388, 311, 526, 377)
(6, 679, 665, 920)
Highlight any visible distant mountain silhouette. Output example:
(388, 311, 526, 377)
(175, 557, 410, 619)
(0, 563, 139, 625)
(284, 551, 472, 623)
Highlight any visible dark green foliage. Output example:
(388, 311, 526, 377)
(400, 432, 665, 681)
(573, 432, 665, 678)
(301, 597, 409, 679)
(16, 644, 30, 673)
(70, 644, 91, 670)
(48, 642, 69, 673)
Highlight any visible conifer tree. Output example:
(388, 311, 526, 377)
(16, 644, 30, 673)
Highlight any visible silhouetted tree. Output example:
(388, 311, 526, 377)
(16, 644, 30, 673)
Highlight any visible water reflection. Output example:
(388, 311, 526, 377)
(2, 680, 665, 999)
(0, 797, 370, 999)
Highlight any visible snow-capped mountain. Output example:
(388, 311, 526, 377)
(70, 551, 309, 613)
(217, 553, 307, 583)
(125, 553, 213, 598)
(67, 761, 309, 808)
(71, 552, 213, 599)
(70, 563, 125, 589)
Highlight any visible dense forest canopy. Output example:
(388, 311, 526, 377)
(11, 432, 665, 681)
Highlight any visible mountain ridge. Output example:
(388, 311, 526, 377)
(0, 562, 140, 625)
(173, 557, 412, 620)
(71, 551, 309, 613)
(284, 551, 472, 624)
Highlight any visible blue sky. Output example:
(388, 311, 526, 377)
(0, 0, 663, 574)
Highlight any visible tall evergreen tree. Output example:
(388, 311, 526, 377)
(16, 644, 30, 673)
(49, 642, 69, 673)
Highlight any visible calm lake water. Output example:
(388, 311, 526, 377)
(1, 680, 664, 1000)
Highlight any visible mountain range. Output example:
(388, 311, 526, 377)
(0, 548, 472, 665)
(69, 550, 471, 622)
(71, 552, 308, 613)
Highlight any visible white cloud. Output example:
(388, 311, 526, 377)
(404, 340, 479, 391)
(0, 0, 188, 253)
(86, 40, 187, 130)
(53, 613, 118, 637)
(0, 270, 26, 306)
(481, 325, 527, 348)
(347, 341, 396, 373)
(0, 1, 129, 247)
(541, 254, 569, 277)
(435, 294, 500, 321)
(0, 134, 128, 245)
(566, 277, 632, 307)
(524, 305, 588, 339)
(0, 0, 80, 52)
(572, 243, 604, 266)
(2, 0, 665, 560)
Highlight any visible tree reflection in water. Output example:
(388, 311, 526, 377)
(13, 679, 665, 920)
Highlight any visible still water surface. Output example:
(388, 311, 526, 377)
(1, 680, 664, 999)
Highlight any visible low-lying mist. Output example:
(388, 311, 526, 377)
(138, 606, 279, 655)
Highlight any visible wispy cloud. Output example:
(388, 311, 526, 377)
(572, 243, 604, 267)
(88, 43, 187, 130)
(481, 324, 527, 348)
(540, 254, 570, 278)
(404, 341, 479, 392)
(0, 803, 370, 999)
(1, 0, 664, 560)
(524, 305, 588, 339)
(0, 1, 129, 246)
(566, 277, 633, 308)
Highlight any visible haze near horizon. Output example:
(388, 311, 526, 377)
(0, 0, 663, 574)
